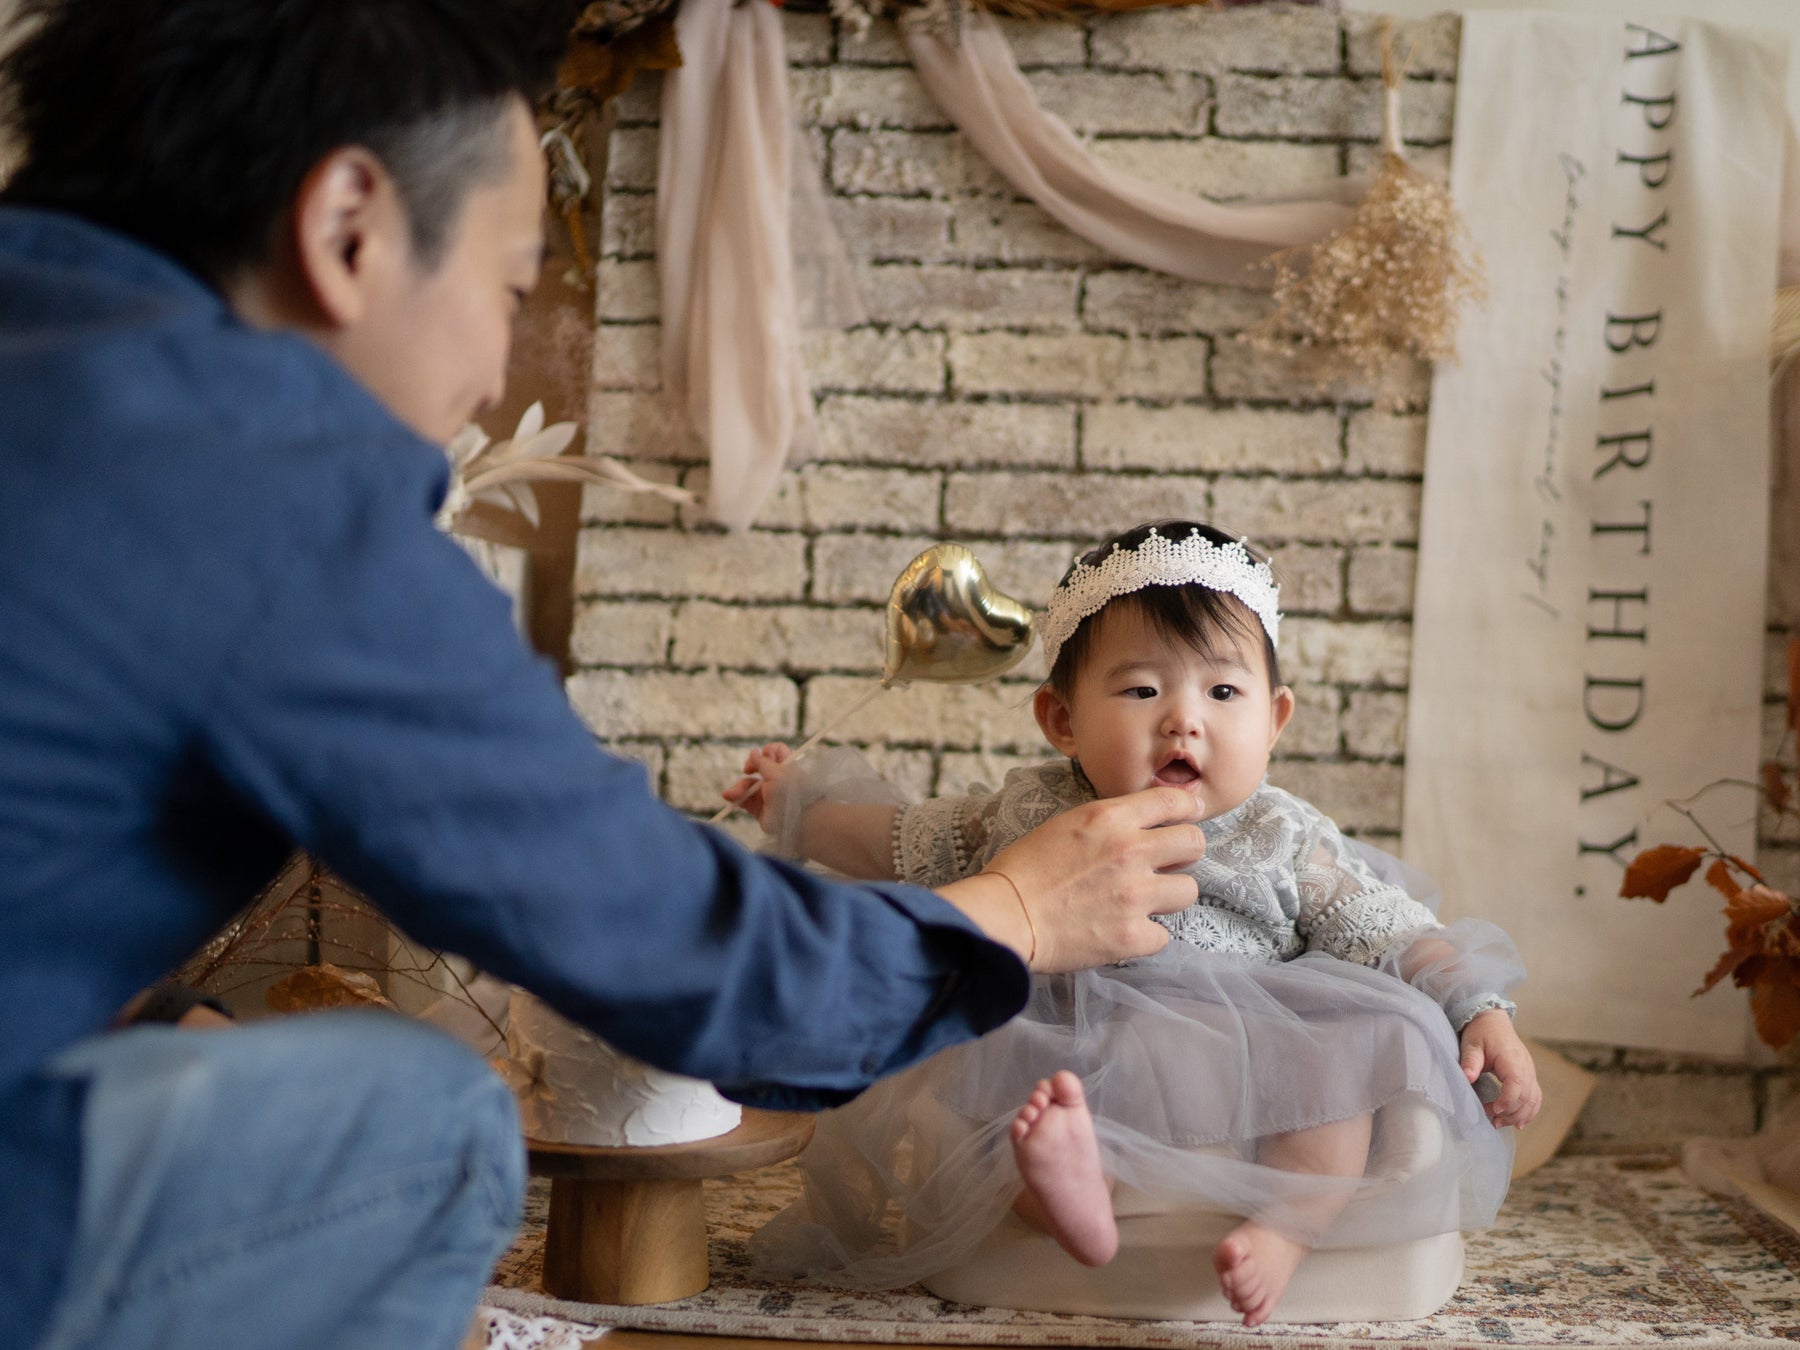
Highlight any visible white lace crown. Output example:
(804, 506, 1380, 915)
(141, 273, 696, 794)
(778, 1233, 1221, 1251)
(1039, 528, 1282, 668)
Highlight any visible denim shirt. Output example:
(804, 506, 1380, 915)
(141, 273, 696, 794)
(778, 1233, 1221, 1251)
(0, 208, 1026, 1335)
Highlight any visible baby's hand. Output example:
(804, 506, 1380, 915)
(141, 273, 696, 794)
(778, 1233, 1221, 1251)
(721, 742, 795, 832)
(1459, 1010, 1541, 1130)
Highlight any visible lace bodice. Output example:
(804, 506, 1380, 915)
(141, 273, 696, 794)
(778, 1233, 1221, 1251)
(894, 762, 1443, 970)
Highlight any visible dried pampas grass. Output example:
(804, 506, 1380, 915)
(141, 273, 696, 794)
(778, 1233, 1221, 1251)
(1248, 19, 1486, 408)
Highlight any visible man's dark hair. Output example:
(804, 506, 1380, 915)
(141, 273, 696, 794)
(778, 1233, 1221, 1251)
(0, 0, 577, 282)
(1047, 520, 1284, 698)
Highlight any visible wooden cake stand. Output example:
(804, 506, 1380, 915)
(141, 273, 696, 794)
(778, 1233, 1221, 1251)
(527, 1109, 815, 1305)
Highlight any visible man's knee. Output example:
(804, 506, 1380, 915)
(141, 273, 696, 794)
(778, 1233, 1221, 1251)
(162, 1010, 525, 1219)
(42, 1013, 526, 1350)
(288, 1012, 523, 1175)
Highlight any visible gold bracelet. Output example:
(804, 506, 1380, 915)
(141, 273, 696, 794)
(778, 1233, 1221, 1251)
(980, 867, 1036, 966)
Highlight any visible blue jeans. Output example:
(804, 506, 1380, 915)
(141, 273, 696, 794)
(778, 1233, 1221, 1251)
(35, 1011, 525, 1350)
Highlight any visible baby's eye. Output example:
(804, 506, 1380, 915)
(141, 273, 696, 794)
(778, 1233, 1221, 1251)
(1208, 684, 1240, 701)
(1124, 686, 1157, 700)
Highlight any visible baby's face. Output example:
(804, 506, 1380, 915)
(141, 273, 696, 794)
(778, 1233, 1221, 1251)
(1036, 604, 1293, 818)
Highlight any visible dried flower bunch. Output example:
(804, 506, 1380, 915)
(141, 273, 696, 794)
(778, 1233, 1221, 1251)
(1247, 19, 1487, 408)
(1621, 638, 1800, 1050)
(438, 402, 692, 546)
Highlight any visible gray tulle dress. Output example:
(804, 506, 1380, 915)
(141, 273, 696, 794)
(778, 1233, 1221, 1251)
(749, 753, 1524, 1290)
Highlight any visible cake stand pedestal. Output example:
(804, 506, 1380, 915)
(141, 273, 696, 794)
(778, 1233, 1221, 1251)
(527, 1108, 815, 1305)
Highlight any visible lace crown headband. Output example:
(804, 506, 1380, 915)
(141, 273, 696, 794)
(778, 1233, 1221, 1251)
(1039, 527, 1282, 668)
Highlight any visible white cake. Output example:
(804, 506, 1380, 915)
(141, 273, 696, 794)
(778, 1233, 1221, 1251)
(503, 991, 742, 1147)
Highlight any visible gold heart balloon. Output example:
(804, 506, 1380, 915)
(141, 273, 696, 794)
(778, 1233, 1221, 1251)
(884, 543, 1035, 685)
(711, 544, 1034, 823)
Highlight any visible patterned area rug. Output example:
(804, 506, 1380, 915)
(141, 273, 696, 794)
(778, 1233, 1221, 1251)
(485, 1152, 1800, 1348)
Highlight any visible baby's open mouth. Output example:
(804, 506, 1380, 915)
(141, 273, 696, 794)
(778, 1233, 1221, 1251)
(1154, 757, 1201, 788)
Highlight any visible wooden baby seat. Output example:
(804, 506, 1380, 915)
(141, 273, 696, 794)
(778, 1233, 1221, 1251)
(918, 1092, 1465, 1323)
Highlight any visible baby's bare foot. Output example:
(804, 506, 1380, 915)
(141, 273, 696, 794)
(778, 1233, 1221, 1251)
(1213, 1221, 1308, 1327)
(1009, 1070, 1117, 1266)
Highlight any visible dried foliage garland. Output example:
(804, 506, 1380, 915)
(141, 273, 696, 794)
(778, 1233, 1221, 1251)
(776, 0, 1331, 37)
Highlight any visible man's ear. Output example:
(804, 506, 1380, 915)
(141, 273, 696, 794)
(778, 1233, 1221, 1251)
(1033, 685, 1080, 758)
(1268, 684, 1296, 750)
(289, 146, 406, 328)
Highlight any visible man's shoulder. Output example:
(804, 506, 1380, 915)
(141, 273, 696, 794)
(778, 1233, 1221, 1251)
(0, 209, 442, 513)
(0, 209, 455, 687)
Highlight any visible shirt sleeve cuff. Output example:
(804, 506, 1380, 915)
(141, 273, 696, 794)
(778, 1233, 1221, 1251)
(1447, 994, 1517, 1033)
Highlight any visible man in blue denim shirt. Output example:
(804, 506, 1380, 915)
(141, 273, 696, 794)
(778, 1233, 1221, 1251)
(0, 3, 1207, 1346)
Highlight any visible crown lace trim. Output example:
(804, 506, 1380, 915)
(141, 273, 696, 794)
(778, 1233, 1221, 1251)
(1040, 529, 1281, 667)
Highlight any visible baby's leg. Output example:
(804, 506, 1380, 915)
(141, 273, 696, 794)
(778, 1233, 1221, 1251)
(1009, 1070, 1118, 1266)
(1214, 1113, 1372, 1328)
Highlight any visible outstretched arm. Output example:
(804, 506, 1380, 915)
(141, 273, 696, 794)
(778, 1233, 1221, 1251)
(1399, 934, 1540, 1129)
(727, 748, 1207, 972)
(1305, 832, 1538, 1129)
(722, 742, 900, 879)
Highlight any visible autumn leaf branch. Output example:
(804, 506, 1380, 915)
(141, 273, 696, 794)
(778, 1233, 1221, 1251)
(1620, 636, 1800, 1048)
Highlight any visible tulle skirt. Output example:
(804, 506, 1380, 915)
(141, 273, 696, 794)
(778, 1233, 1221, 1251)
(751, 939, 1514, 1289)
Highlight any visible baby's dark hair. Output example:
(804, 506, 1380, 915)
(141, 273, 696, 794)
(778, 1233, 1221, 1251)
(1046, 520, 1283, 698)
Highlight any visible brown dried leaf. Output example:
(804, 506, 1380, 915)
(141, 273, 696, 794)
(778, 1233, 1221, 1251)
(557, 15, 680, 107)
(264, 963, 396, 1015)
(1731, 952, 1774, 991)
(1695, 944, 1745, 996)
(1696, 887, 1800, 999)
(1728, 853, 1765, 884)
(1619, 844, 1706, 901)
(557, 36, 614, 91)
(1766, 761, 1792, 815)
(1750, 965, 1800, 1050)
(1788, 635, 1800, 734)
(1725, 883, 1794, 946)
(1705, 856, 1743, 903)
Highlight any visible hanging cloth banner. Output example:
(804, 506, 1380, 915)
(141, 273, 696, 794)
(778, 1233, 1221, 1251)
(904, 13, 1354, 287)
(1403, 13, 1785, 1056)
(658, 0, 811, 531)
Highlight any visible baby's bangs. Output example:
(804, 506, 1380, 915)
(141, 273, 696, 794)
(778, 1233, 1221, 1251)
(1132, 585, 1266, 666)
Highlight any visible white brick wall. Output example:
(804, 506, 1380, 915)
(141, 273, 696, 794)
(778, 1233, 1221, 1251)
(569, 5, 1799, 1138)
(576, 4, 1464, 842)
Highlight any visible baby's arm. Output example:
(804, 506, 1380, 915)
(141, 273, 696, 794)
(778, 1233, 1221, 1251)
(1457, 1007, 1541, 1130)
(722, 742, 900, 879)
(1398, 935, 1541, 1129)
(1301, 824, 1539, 1129)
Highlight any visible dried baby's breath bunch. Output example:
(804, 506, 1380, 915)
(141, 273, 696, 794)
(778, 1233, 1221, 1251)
(1248, 20, 1486, 409)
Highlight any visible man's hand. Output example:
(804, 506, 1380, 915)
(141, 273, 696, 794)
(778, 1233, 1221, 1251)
(941, 786, 1205, 972)
(1459, 1010, 1541, 1129)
